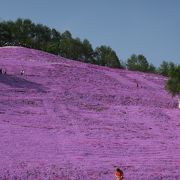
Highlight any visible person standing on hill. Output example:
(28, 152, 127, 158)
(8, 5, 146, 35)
(115, 168, 124, 180)
(0, 68, 6, 75)
(20, 69, 24, 75)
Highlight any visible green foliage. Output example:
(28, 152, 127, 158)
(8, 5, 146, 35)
(94, 45, 122, 68)
(166, 65, 180, 97)
(59, 31, 73, 58)
(158, 61, 169, 76)
(59, 31, 83, 60)
(71, 38, 84, 60)
(59, 34, 94, 62)
(0, 18, 123, 69)
(0, 21, 13, 45)
(158, 61, 177, 77)
(0, 18, 58, 51)
(127, 54, 150, 72)
(82, 39, 94, 63)
(148, 63, 157, 73)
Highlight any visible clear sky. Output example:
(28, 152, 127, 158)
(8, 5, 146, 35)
(0, 0, 180, 66)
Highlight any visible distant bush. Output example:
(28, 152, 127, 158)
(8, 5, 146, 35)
(166, 65, 180, 97)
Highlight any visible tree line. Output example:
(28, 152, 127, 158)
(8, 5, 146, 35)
(0, 18, 179, 76)
(0, 18, 121, 68)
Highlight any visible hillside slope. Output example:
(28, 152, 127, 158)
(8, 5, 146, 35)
(0, 46, 179, 179)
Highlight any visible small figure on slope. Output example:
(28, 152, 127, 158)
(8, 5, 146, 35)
(0, 68, 6, 75)
(21, 70, 25, 76)
(115, 168, 123, 180)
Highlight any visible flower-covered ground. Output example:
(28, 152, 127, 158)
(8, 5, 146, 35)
(0, 47, 179, 179)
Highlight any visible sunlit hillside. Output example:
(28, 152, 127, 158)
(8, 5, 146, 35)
(0, 47, 179, 179)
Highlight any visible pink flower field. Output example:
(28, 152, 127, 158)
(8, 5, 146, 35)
(0, 46, 179, 179)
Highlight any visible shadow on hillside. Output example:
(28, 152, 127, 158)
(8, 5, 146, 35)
(0, 74, 46, 93)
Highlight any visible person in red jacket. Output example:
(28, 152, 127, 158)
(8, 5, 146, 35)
(115, 168, 123, 180)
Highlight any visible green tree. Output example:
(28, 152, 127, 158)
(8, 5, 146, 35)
(60, 32, 84, 60)
(158, 61, 176, 76)
(127, 54, 150, 72)
(126, 54, 138, 70)
(158, 61, 177, 77)
(148, 63, 157, 73)
(46, 28, 61, 54)
(71, 38, 83, 60)
(94, 45, 121, 68)
(166, 65, 180, 108)
(0, 21, 12, 45)
(137, 54, 149, 72)
(59, 31, 73, 58)
(166, 65, 180, 96)
(0, 20, 17, 45)
(82, 39, 94, 63)
(168, 62, 176, 74)
(158, 61, 170, 76)
(20, 19, 34, 46)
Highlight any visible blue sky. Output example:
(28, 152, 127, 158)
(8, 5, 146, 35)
(0, 0, 180, 66)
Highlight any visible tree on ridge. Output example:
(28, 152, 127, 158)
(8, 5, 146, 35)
(166, 65, 180, 108)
